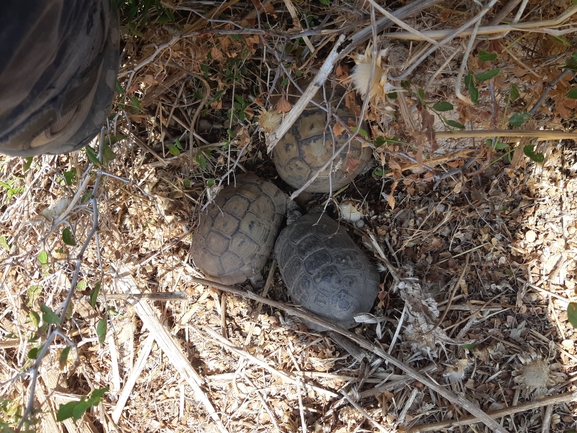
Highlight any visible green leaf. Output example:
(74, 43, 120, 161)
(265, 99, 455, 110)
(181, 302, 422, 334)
(509, 83, 520, 102)
(96, 318, 107, 344)
(40, 303, 60, 325)
(23, 156, 33, 172)
(372, 169, 383, 177)
(461, 343, 476, 350)
(77, 280, 87, 291)
(57, 399, 84, 422)
(0, 236, 9, 252)
(84, 146, 100, 165)
(563, 52, 577, 71)
(57, 387, 108, 421)
(568, 302, 577, 328)
(566, 88, 577, 99)
(523, 145, 545, 163)
(465, 72, 479, 103)
(130, 97, 142, 112)
(445, 120, 465, 129)
(374, 136, 386, 147)
(37, 250, 49, 266)
(478, 50, 498, 62)
(26, 285, 42, 307)
(206, 179, 215, 187)
(102, 143, 116, 163)
(319, 0, 330, 4)
(417, 88, 425, 105)
(28, 311, 40, 329)
(486, 139, 508, 150)
(352, 127, 369, 138)
(196, 153, 207, 170)
(168, 143, 181, 156)
(475, 68, 500, 82)
(387, 92, 397, 99)
(432, 101, 454, 112)
(28, 346, 40, 360)
(115, 81, 124, 95)
(62, 227, 76, 246)
(90, 281, 101, 309)
(63, 168, 77, 186)
(59, 346, 71, 369)
(509, 112, 532, 127)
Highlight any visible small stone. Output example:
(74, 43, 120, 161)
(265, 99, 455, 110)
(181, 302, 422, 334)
(525, 230, 537, 243)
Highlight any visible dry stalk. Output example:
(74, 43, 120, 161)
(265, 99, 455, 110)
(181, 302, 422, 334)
(112, 265, 229, 433)
(435, 129, 577, 141)
(387, 4, 577, 40)
(406, 392, 577, 432)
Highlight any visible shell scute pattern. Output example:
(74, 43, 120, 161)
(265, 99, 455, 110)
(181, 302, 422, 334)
(274, 213, 380, 329)
(192, 174, 287, 285)
(273, 109, 372, 193)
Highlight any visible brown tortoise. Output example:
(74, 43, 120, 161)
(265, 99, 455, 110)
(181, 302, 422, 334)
(272, 106, 372, 193)
(192, 173, 287, 285)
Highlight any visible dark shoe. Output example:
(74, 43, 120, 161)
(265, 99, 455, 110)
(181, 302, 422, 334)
(0, 0, 120, 156)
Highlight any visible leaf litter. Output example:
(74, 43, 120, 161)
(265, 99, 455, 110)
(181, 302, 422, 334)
(0, 0, 576, 432)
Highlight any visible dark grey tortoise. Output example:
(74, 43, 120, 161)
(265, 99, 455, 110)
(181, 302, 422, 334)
(274, 212, 380, 329)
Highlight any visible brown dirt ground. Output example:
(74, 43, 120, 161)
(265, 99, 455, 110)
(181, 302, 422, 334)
(1, 1, 577, 432)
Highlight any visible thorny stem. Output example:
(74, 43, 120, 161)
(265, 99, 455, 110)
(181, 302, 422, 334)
(16, 131, 106, 431)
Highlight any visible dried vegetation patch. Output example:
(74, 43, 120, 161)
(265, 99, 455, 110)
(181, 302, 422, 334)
(1, 0, 577, 432)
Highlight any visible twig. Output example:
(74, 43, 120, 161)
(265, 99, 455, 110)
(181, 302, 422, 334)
(529, 69, 575, 115)
(16, 130, 108, 431)
(112, 334, 155, 423)
(435, 129, 577, 141)
(266, 34, 346, 152)
(406, 392, 577, 432)
(385, 4, 577, 40)
(189, 276, 508, 433)
(341, 390, 390, 433)
(434, 255, 469, 330)
(393, 0, 500, 81)
(515, 278, 570, 305)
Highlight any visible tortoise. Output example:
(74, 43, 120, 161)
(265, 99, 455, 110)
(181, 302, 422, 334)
(192, 173, 287, 285)
(272, 107, 372, 193)
(274, 211, 380, 329)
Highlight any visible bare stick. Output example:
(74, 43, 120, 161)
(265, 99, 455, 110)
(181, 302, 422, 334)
(189, 276, 508, 433)
(406, 392, 577, 432)
(393, 3, 577, 39)
(266, 34, 345, 152)
(435, 129, 577, 141)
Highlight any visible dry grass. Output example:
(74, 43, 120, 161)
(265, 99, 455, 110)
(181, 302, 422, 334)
(1, 0, 577, 432)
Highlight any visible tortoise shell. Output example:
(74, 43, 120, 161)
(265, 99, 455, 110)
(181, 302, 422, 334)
(274, 212, 380, 329)
(273, 108, 372, 193)
(192, 173, 287, 285)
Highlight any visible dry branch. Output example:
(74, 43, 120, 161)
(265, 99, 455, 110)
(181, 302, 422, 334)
(407, 392, 577, 432)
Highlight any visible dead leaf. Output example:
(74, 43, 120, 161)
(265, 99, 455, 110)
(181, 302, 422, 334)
(420, 106, 438, 152)
(276, 97, 292, 113)
(416, 147, 424, 171)
(346, 156, 360, 173)
(336, 64, 349, 79)
(333, 122, 346, 137)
